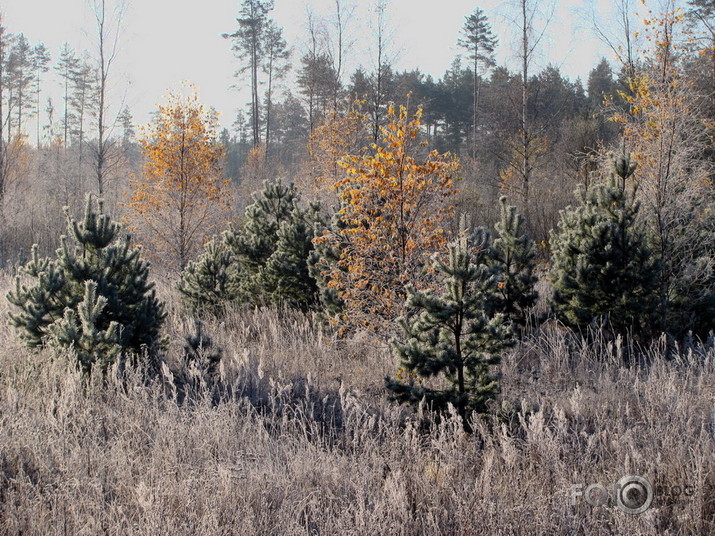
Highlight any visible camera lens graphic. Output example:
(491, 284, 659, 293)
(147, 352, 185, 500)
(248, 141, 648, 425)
(616, 475, 653, 514)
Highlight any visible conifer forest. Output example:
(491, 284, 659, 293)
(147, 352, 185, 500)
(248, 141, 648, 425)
(0, 0, 714, 534)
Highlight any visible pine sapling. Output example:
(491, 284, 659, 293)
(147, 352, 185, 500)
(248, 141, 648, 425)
(179, 178, 322, 313)
(47, 281, 121, 374)
(7, 194, 166, 373)
(178, 239, 240, 315)
(386, 230, 514, 427)
(548, 156, 659, 337)
(490, 196, 538, 327)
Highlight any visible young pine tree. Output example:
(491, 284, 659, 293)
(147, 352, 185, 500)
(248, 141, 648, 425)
(179, 179, 321, 312)
(489, 197, 538, 327)
(385, 230, 514, 425)
(7, 195, 166, 373)
(177, 238, 241, 315)
(548, 157, 659, 337)
(262, 203, 323, 310)
(224, 178, 301, 299)
(308, 212, 349, 321)
(46, 281, 122, 373)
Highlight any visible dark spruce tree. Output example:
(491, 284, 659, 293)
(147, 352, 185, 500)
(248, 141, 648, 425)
(385, 230, 514, 427)
(548, 156, 659, 337)
(7, 195, 166, 373)
(173, 320, 224, 404)
(489, 197, 538, 327)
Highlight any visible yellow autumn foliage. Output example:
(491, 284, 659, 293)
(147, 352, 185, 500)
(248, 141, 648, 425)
(123, 87, 232, 272)
(316, 104, 459, 334)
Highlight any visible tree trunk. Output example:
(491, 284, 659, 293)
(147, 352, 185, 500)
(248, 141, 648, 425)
(251, 23, 260, 147)
(265, 55, 273, 153)
(0, 23, 5, 206)
(520, 0, 531, 210)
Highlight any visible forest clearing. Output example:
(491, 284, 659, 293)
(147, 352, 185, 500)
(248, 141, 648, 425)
(0, 0, 713, 534)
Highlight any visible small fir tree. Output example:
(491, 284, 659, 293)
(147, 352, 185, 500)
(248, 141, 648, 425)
(227, 180, 299, 277)
(548, 156, 659, 336)
(385, 230, 514, 424)
(175, 320, 224, 403)
(489, 197, 538, 327)
(7, 195, 166, 373)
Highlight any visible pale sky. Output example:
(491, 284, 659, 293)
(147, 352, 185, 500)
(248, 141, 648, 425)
(2, 0, 625, 132)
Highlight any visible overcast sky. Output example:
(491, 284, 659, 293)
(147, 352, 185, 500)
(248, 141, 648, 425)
(3, 0, 625, 132)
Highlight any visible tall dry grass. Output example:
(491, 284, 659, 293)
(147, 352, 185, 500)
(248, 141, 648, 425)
(0, 272, 713, 535)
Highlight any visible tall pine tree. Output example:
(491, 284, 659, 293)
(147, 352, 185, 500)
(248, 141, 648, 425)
(458, 7, 497, 156)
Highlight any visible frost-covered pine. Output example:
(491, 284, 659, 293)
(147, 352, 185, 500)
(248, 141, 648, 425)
(225, 179, 300, 299)
(385, 230, 514, 425)
(548, 157, 659, 336)
(47, 281, 122, 374)
(307, 211, 349, 321)
(7, 194, 166, 373)
(489, 196, 538, 327)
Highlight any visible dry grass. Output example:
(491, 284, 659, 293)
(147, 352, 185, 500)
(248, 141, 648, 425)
(0, 272, 713, 535)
